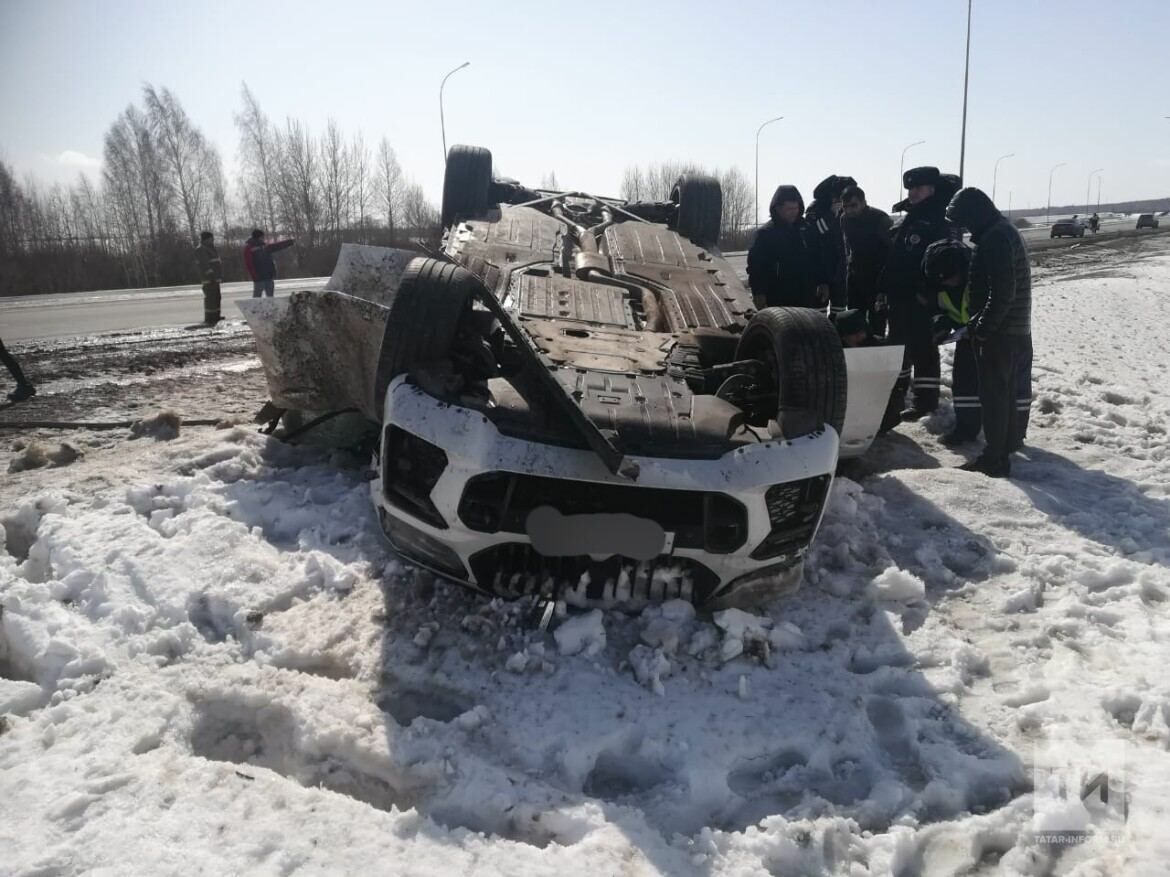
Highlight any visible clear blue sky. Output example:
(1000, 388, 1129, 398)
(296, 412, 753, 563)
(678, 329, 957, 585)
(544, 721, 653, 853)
(2, 0, 1167, 218)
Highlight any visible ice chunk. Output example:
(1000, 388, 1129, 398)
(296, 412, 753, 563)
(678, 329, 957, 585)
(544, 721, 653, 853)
(868, 568, 926, 601)
(553, 610, 606, 657)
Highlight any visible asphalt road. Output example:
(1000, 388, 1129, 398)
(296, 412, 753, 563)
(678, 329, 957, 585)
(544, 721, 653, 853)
(0, 277, 327, 342)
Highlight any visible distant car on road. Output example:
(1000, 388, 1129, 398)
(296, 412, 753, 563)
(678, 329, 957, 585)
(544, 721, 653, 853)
(1136, 214, 1160, 230)
(1050, 218, 1086, 239)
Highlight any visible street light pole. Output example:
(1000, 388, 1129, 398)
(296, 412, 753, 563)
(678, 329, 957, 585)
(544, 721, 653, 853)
(959, 0, 973, 182)
(1047, 162, 1066, 227)
(899, 140, 926, 205)
(754, 116, 784, 227)
(991, 153, 1014, 205)
(1086, 168, 1103, 216)
(440, 61, 471, 163)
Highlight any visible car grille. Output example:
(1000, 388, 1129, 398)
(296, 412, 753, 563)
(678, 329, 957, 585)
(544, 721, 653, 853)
(457, 472, 747, 553)
(467, 543, 720, 604)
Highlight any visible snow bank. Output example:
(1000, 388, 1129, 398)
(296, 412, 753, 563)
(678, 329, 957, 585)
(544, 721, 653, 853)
(4, 237, 1170, 873)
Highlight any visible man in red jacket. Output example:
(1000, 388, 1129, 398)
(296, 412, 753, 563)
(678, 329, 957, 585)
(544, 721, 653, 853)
(243, 229, 295, 297)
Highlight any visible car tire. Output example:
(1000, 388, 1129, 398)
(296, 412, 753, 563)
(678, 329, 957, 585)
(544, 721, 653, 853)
(374, 258, 478, 407)
(441, 145, 493, 229)
(734, 307, 848, 436)
(671, 174, 723, 247)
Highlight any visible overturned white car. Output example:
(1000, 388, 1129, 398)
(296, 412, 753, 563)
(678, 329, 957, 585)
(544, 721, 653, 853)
(241, 146, 903, 608)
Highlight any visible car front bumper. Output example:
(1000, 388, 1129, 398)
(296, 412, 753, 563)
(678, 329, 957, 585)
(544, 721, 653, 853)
(373, 377, 839, 607)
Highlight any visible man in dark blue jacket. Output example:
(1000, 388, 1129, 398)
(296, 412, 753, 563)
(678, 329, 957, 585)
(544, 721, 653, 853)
(748, 185, 829, 310)
(243, 229, 295, 297)
(946, 187, 1033, 477)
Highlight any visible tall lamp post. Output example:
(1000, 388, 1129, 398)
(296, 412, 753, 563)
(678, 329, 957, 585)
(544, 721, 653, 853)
(899, 140, 926, 204)
(958, 0, 973, 182)
(440, 61, 471, 163)
(754, 116, 784, 227)
(1086, 168, 1103, 216)
(1046, 162, 1066, 227)
(991, 153, 1014, 204)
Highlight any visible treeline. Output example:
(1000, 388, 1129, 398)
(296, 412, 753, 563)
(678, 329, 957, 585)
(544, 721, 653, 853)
(0, 83, 439, 297)
(620, 162, 755, 248)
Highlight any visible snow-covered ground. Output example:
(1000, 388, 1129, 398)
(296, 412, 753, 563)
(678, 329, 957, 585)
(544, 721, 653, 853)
(3, 235, 1170, 875)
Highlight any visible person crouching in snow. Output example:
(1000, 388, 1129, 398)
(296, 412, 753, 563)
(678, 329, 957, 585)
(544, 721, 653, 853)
(945, 187, 1033, 478)
(748, 185, 830, 311)
(922, 238, 981, 447)
(832, 308, 880, 348)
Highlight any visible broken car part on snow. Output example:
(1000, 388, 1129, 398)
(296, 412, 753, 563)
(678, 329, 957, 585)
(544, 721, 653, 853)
(239, 146, 904, 609)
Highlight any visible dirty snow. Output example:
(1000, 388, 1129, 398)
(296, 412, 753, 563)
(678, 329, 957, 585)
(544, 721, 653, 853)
(2, 235, 1170, 874)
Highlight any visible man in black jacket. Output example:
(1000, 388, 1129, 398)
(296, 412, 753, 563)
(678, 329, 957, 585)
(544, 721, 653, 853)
(880, 167, 959, 425)
(946, 187, 1033, 477)
(748, 185, 829, 310)
(840, 185, 892, 335)
(806, 175, 856, 316)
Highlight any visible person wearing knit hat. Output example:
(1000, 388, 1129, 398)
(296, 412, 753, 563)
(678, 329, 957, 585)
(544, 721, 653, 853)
(945, 186, 1033, 477)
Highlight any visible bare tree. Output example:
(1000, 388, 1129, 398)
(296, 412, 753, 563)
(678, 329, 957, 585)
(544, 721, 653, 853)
(399, 180, 438, 232)
(349, 133, 371, 239)
(540, 171, 560, 190)
(619, 165, 646, 201)
(719, 166, 753, 237)
(375, 137, 403, 236)
(274, 118, 321, 248)
(235, 83, 277, 233)
(144, 84, 223, 242)
(319, 118, 352, 244)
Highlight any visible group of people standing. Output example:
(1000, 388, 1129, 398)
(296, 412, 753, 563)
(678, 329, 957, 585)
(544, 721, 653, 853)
(193, 229, 295, 325)
(748, 167, 1033, 478)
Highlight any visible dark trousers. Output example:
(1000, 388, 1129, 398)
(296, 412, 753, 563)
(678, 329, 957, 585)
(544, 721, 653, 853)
(952, 337, 981, 436)
(203, 281, 222, 323)
(1, 337, 31, 387)
(847, 278, 887, 337)
(888, 300, 940, 411)
(829, 280, 848, 316)
(974, 334, 1031, 463)
(1012, 335, 1033, 448)
(953, 334, 1032, 446)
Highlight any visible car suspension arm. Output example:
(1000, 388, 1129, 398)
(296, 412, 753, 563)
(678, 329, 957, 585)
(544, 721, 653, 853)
(467, 277, 640, 481)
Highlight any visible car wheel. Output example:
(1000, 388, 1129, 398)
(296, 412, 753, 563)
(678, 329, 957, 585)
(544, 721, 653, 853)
(734, 307, 848, 437)
(374, 258, 478, 407)
(441, 145, 493, 229)
(671, 174, 723, 247)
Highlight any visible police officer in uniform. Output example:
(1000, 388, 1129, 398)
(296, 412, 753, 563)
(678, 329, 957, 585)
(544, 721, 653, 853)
(923, 238, 980, 444)
(880, 167, 959, 427)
